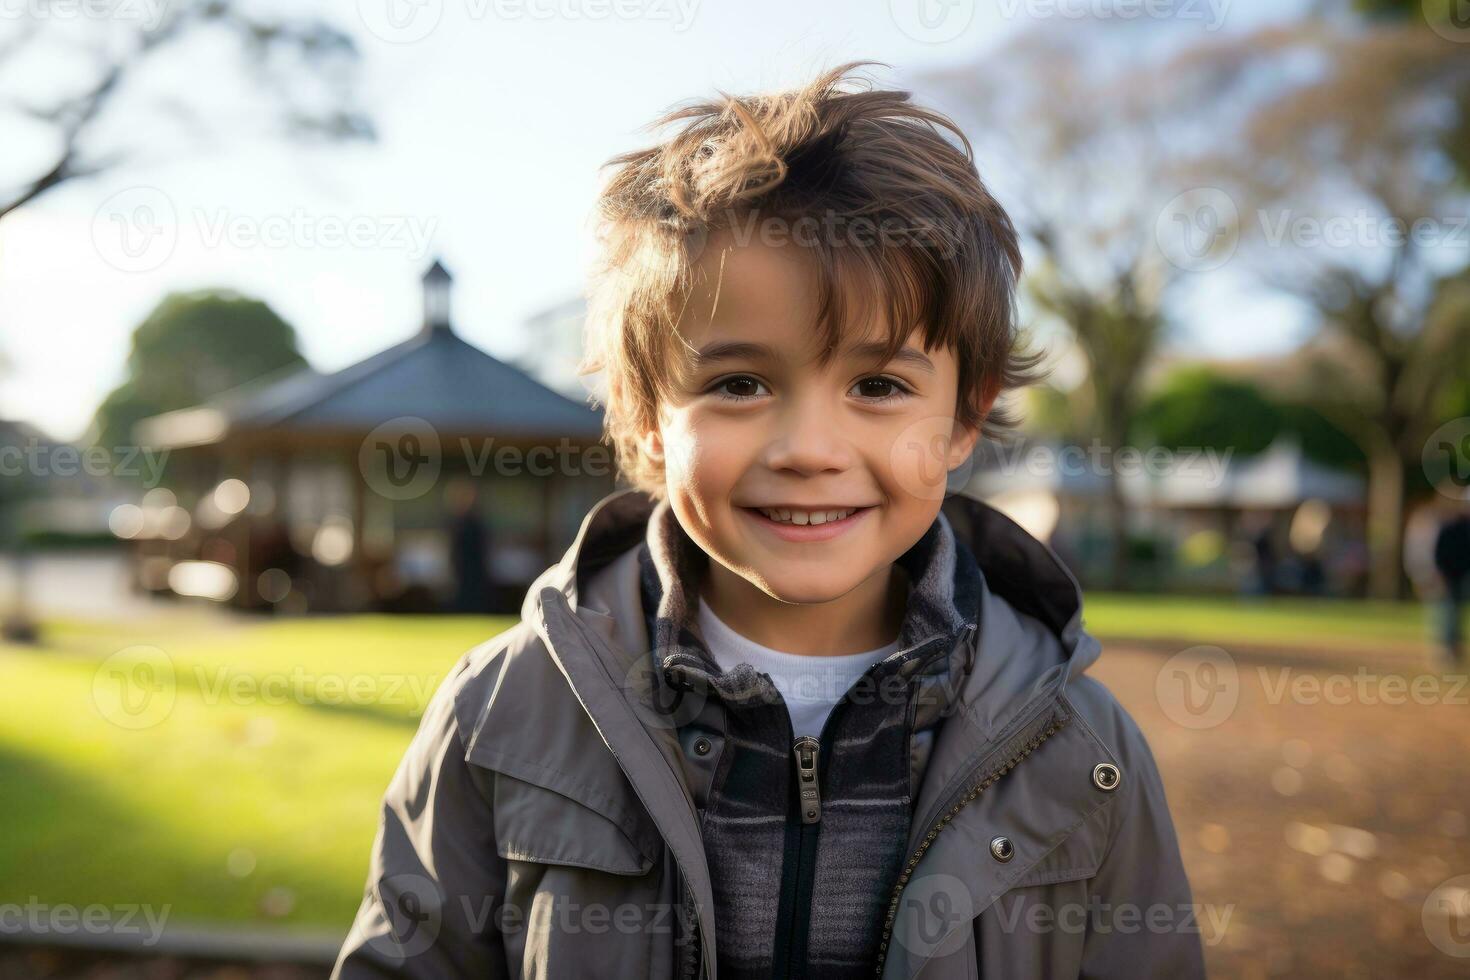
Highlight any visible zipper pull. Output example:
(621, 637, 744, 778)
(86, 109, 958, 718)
(793, 735, 822, 824)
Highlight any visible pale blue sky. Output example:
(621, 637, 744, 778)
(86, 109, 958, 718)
(0, 0, 1307, 443)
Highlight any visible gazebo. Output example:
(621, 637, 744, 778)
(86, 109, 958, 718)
(130, 260, 614, 613)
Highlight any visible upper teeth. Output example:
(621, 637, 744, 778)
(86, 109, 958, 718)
(758, 507, 856, 525)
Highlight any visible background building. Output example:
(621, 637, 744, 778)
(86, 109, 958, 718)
(130, 261, 614, 613)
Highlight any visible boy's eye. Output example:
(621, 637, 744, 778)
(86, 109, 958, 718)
(852, 376, 911, 403)
(706, 375, 913, 403)
(710, 375, 769, 401)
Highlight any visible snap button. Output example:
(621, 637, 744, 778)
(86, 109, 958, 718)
(989, 836, 1014, 863)
(693, 736, 713, 757)
(1092, 762, 1121, 792)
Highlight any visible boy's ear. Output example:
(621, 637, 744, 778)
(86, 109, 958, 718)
(641, 427, 665, 462)
(948, 381, 998, 469)
(949, 418, 981, 470)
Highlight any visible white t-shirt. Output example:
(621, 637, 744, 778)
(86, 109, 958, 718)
(696, 599, 902, 740)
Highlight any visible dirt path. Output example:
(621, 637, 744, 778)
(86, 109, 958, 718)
(1092, 643, 1470, 978)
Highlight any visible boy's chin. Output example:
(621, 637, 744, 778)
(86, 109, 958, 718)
(752, 570, 871, 607)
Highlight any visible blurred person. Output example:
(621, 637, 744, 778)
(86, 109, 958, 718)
(1255, 524, 1278, 594)
(1298, 549, 1326, 596)
(1242, 512, 1278, 596)
(333, 63, 1201, 980)
(1432, 491, 1470, 667)
(445, 476, 493, 613)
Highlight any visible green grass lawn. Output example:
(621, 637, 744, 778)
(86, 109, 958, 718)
(1082, 592, 1457, 655)
(0, 614, 514, 936)
(0, 594, 1458, 937)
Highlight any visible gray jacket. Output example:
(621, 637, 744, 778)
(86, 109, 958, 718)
(332, 487, 1206, 979)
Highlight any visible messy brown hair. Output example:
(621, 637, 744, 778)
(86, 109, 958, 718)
(578, 60, 1043, 498)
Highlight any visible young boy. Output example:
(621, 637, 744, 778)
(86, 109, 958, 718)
(332, 61, 1203, 980)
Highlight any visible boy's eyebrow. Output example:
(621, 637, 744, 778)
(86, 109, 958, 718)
(844, 340, 937, 375)
(692, 340, 937, 375)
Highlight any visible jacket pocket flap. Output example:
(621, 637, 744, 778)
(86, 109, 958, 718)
(492, 773, 654, 876)
(1006, 792, 1107, 890)
(1008, 862, 1099, 888)
(1006, 813, 1105, 889)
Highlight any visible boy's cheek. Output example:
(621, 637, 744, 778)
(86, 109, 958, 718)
(883, 414, 973, 504)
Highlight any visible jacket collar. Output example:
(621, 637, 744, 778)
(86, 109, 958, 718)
(634, 493, 983, 711)
(527, 485, 1097, 684)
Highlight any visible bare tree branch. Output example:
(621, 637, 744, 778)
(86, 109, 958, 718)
(0, 0, 373, 221)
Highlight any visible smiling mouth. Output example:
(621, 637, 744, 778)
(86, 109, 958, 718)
(740, 505, 876, 526)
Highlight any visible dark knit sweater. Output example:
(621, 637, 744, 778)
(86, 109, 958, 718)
(635, 499, 983, 979)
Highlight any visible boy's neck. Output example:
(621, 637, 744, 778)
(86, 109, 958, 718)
(697, 558, 910, 657)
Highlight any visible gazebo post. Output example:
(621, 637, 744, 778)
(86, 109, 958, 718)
(350, 446, 368, 611)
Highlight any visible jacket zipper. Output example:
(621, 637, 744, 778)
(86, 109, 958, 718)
(677, 871, 703, 980)
(773, 731, 823, 979)
(872, 708, 1069, 977)
(772, 630, 966, 978)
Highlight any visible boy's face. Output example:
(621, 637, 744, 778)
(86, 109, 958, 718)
(642, 227, 987, 607)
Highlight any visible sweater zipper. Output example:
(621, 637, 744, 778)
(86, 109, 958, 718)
(790, 733, 824, 975)
(872, 707, 1069, 977)
(772, 629, 955, 979)
(773, 727, 823, 980)
(769, 628, 973, 978)
(793, 735, 823, 824)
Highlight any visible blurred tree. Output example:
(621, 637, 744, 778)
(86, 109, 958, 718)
(1019, 383, 1075, 440)
(1175, 19, 1470, 597)
(0, 343, 39, 641)
(0, 421, 41, 642)
(1354, 0, 1470, 187)
(90, 290, 307, 452)
(1131, 368, 1281, 458)
(1131, 366, 1366, 471)
(1277, 401, 1371, 474)
(0, 0, 373, 219)
(930, 30, 1189, 588)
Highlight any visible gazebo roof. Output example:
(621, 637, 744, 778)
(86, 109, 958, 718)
(135, 310, 603, 450)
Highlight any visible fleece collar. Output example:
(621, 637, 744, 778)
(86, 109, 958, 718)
(524, 485, 1100, 693)
(634, 495, 984, 713)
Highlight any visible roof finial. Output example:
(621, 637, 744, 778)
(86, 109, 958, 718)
(422, 258, 453, 334)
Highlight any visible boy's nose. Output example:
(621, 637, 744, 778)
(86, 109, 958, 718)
(761, 404, 854, 474)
